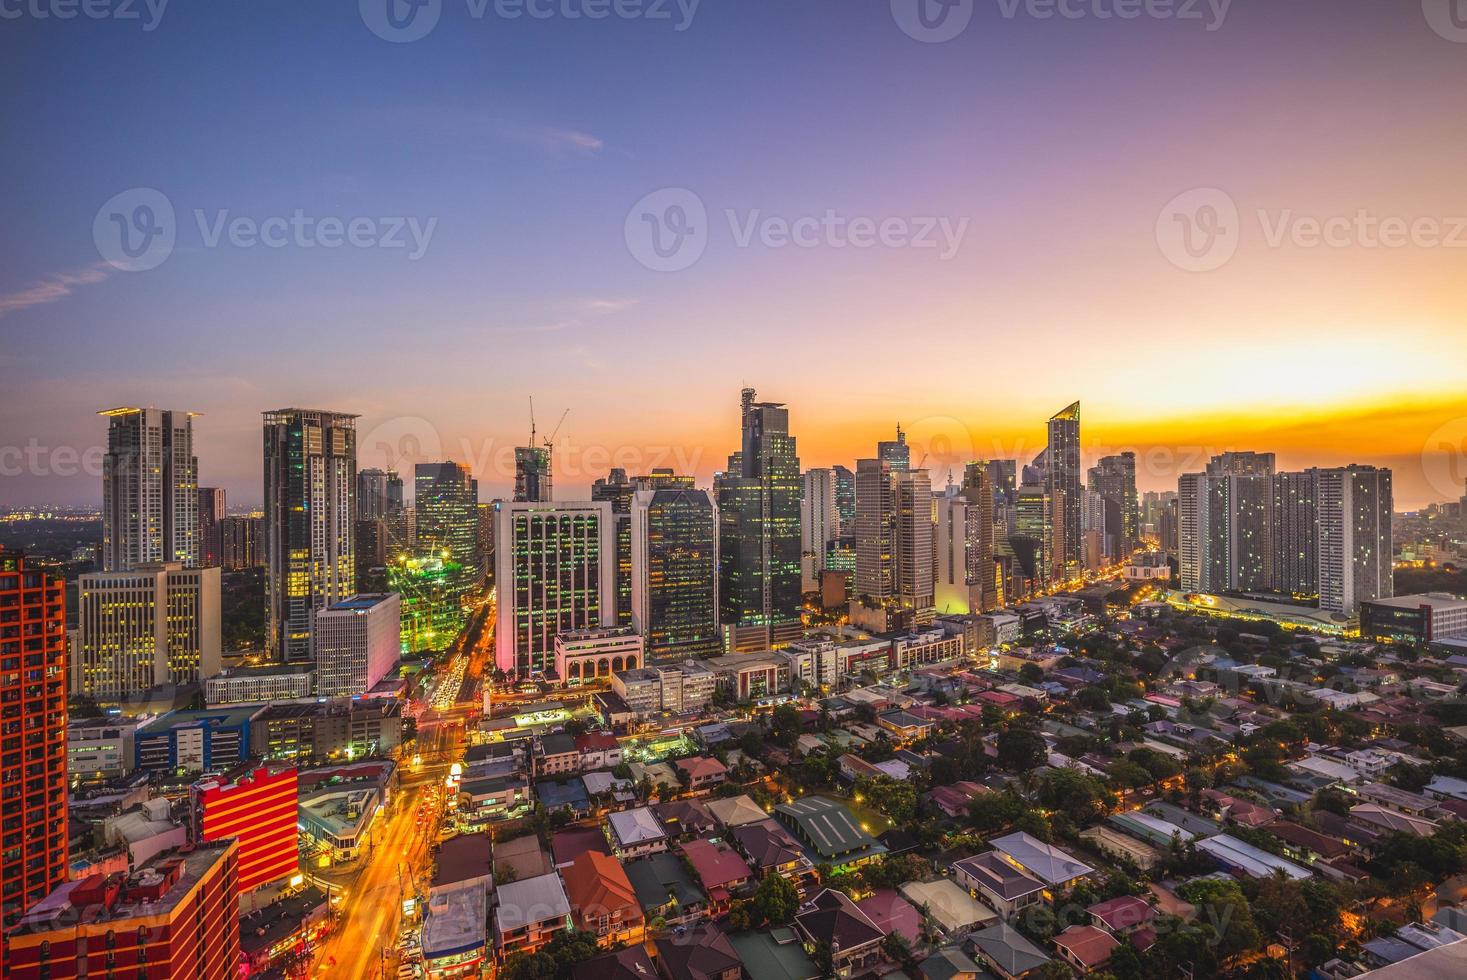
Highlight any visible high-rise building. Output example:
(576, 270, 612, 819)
(594, 469, 696, 629)
(100, 407, 199, 571)
(219, 515, 263, 570)
(415, 461, 481, 603)
(75, 562, 221, 700)
(6, 842, 241, 980)
(1013, 483, 1052, 592)
(852, 458, 934, 631)
(934, 464, 997, 615)
(715, 389, 803, 651)
(1317, 465, 1393, 616)
(593, 469, 636, 628)
(1178, 462, 1272, 594)
(832, 464, 855, 535)
(312, 593, 401, 696)
(1088, 452, 1138, 559)
(263, 409, 357, 663)
(354, 517, 388, 581)
(1046, 402, 1082, 579)
(357, 467, 404, 521)
(191, 766, 299, 895)
(630, 487, 721, 661)
(494, 501, 614, 676)
(514, 446, 553, 502)
(0, 552, 67, 925)
(197, 487, 226, 568)
(801, 468, 838, 590)
(877, 425, 910, 473)
(1159, 497, 1179, 554)
(1273, 469, 1319, 598)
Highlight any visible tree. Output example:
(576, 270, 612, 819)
(1018, 662, 1045, 684)
(882, 932, 916, 969)
(752, 871, 799, 925)
(770, 704, 804, 748)
(996, 726, 1046, 773)
(1037, 767, 1111, 824)
(855, 775, 917, 824)
(969, 791, 1026, 833)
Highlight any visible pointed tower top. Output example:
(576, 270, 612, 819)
(1050, 401, 1080, 422)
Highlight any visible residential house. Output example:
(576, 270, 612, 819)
(951, 851, 1046, 919)
(1053, 925, 1118, 973)
(793, 888, 885, 978)
(494, 872, 572, 959)
(987, 832, 1094, 894)
(562, 850, 644, 948)
(608, 807, 670, 858)
(680, 839, 753, 913)
(676, 756, 728, 794)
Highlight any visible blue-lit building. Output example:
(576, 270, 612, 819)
(134, 705, 262, 774)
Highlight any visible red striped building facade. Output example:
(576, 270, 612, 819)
(192, 765, 300, 893)
(0, 552, 68, 922)
(4, 841, 241, 980)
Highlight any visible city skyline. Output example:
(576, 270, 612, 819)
(0, 392, 1459, 510)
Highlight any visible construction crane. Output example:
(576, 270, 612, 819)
(543, 408, 569, 454)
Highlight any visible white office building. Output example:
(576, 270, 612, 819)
(312, 593, 401, 697)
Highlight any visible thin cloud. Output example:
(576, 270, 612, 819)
(0, 264, 111, 319)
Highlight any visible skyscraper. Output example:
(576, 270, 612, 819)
(1046, 402, 1082, 579)
(832, 464, 855, 535)
(263, 409, 357, 663)
(1317, 465, 1393, 616)
(494, 500, 614, 677)
(631, 487, 721, 661)
(592, 469, 637, 628)
(357, 467, 404, 521)
(415, 461, 481, 602)
(0, 552, 67, 924)
(1273, 469, 1319, 598)
(715, 389, 803, 651)
(75, 563, 221, 700)
(514, 445, 553, 502)
(877, 425, 910, 472)
(1178, 460, 1272, 594)
(197, 486, 226, 568)
(934, 463, 996, 614)
(1088, 452, 1138, 559)
(100, 407, 198, 571)
(852, 457, 934, 631)
(801, 468, 837, 589)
